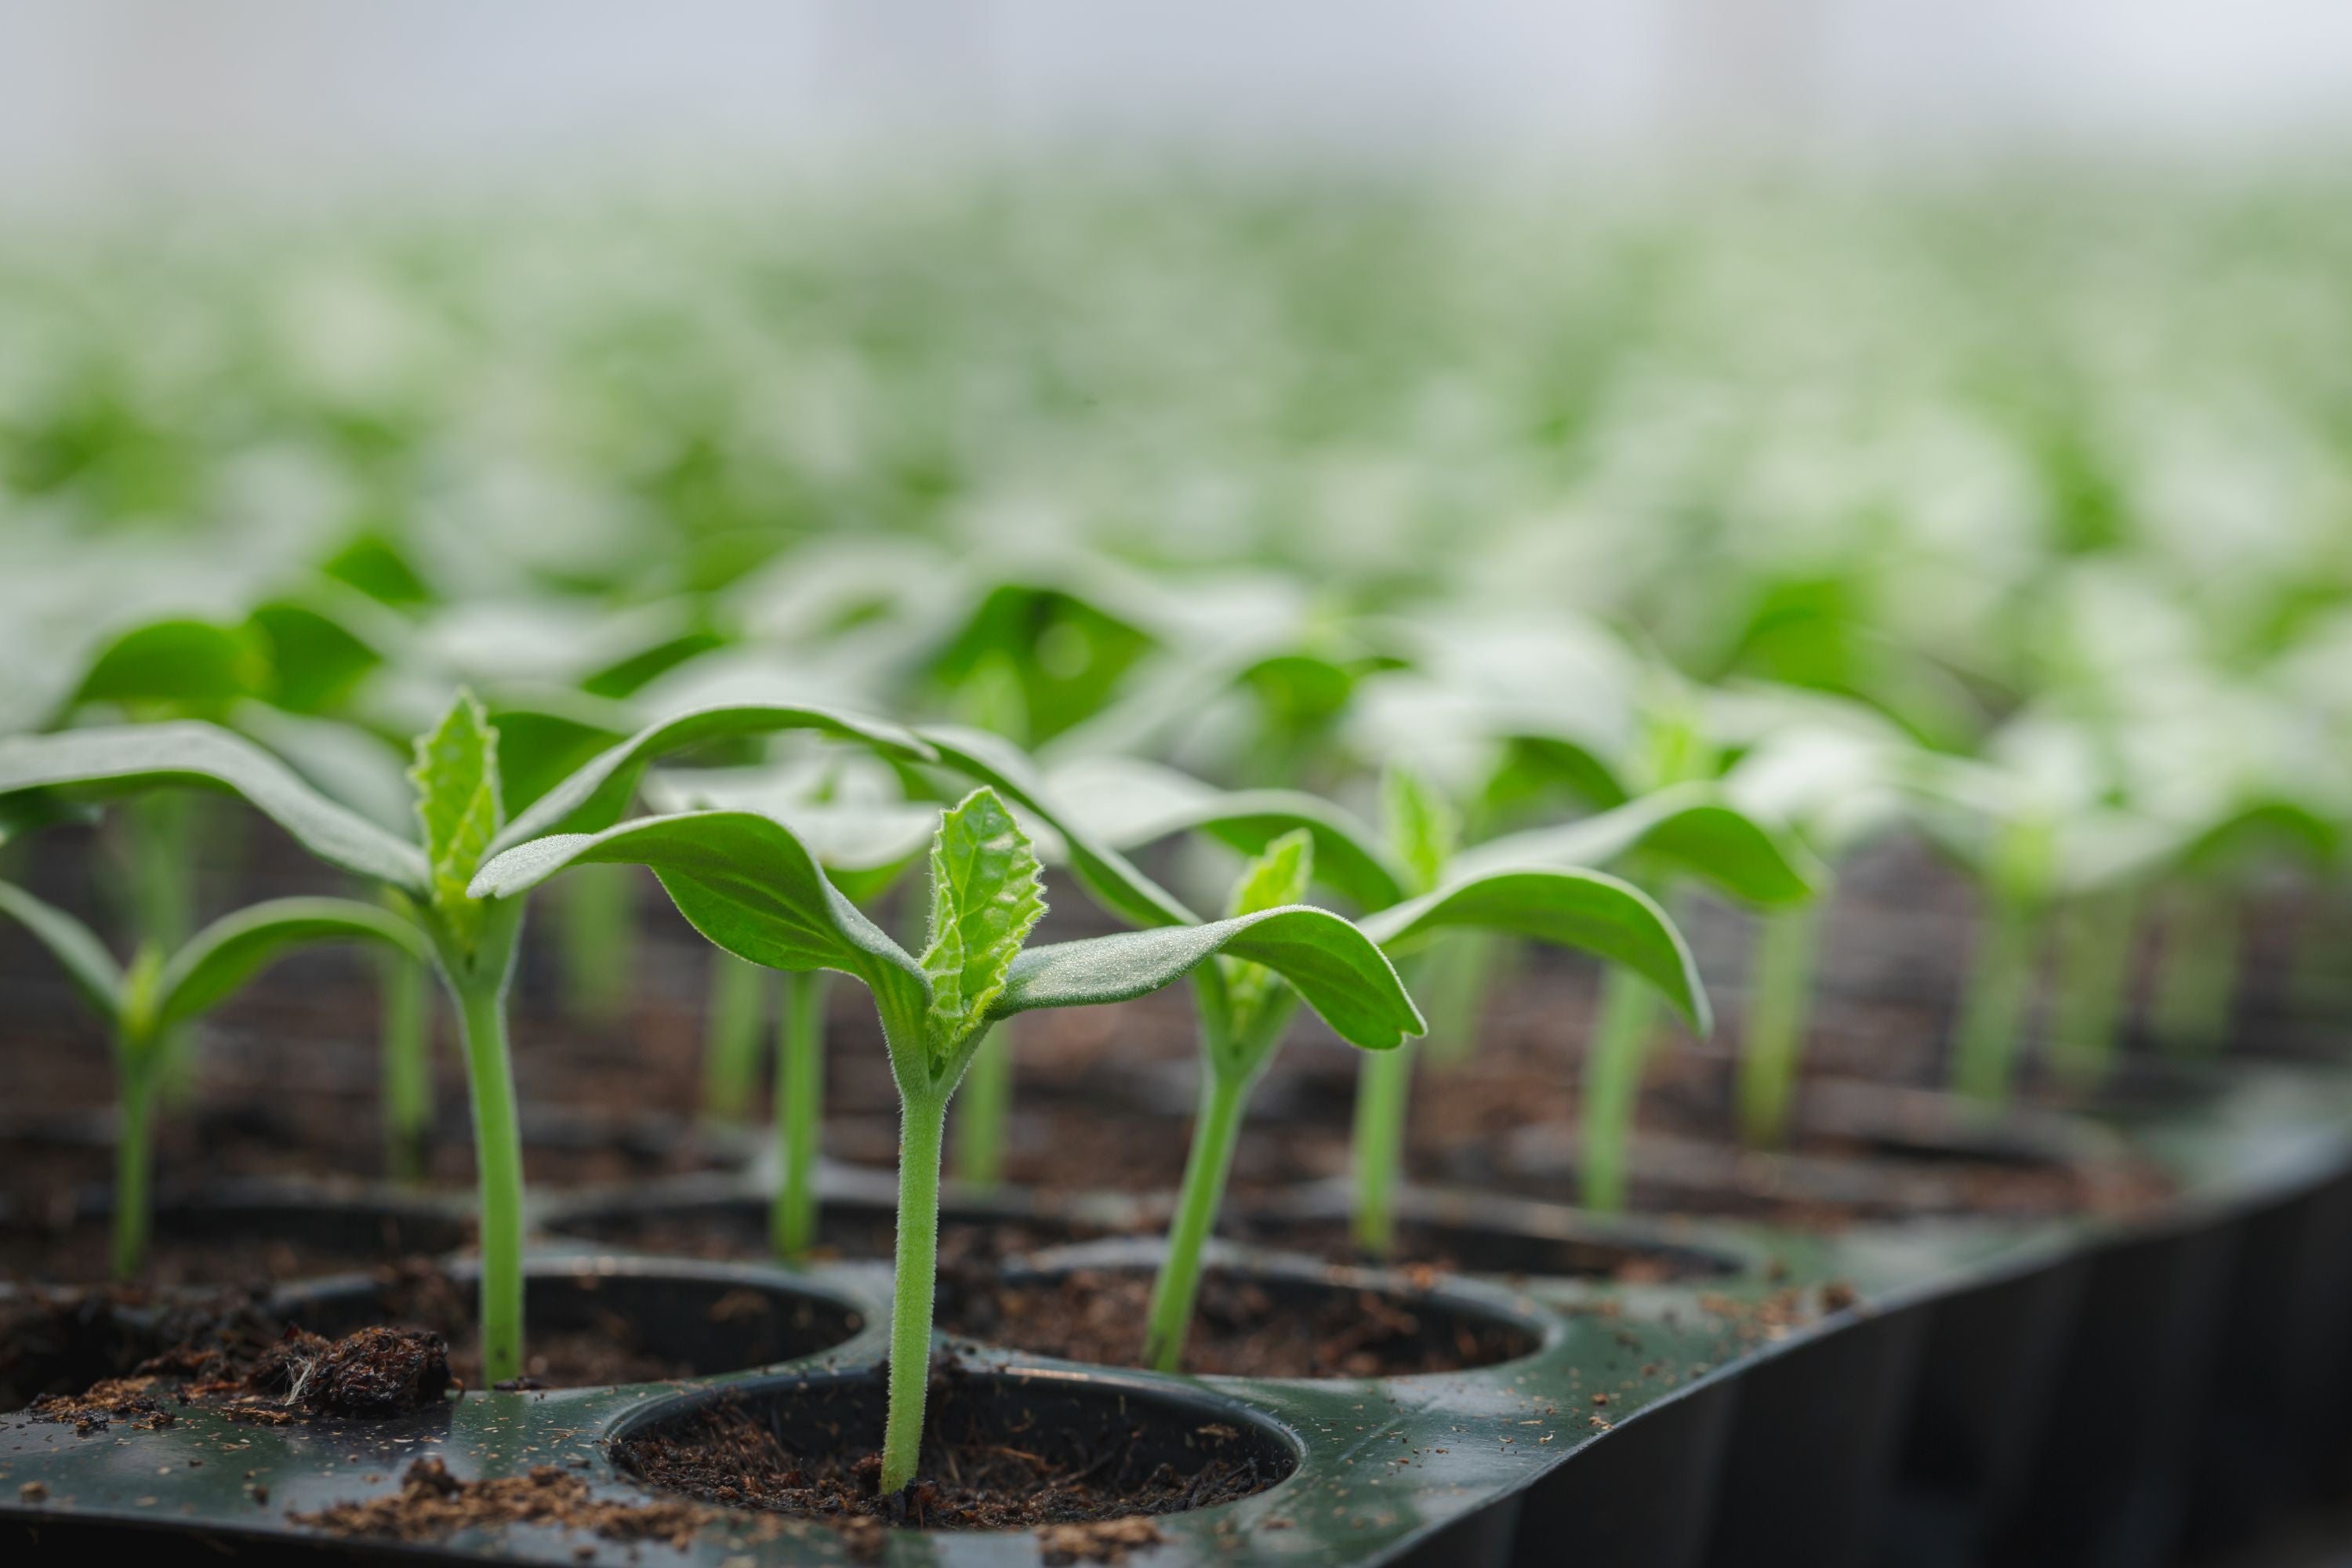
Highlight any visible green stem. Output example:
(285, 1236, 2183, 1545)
(950, 1020, 1014, 1189)
(699, 953, 772, 1122)
(1737, 902, 1820, 1148)
(449, 957, 526, 1387)
(2047, 886, 2140, 1091)
(556, 863, 633, 1023)
(2151, 888, 2240, 1056)
(112, 1054, 156, 1281)
(879, 1091, 949, 1494)
(1579, 966, 1660, 1211)
(1951, 888, 2044, 1101)
(1349, 1039, 1416, 1254)
(772, 971, 826, 1261)
(1143, 1062, 1251, 1372)
(1417, 933, 1501, 1065)
(381, 947, 434, 1184)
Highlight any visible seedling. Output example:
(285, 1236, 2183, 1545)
(469, 786, 1419, 1491)
(0, 700, 930, 1382)
(0, 879, 427, 1276)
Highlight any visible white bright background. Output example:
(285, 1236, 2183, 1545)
(5, 0, 2352, 205)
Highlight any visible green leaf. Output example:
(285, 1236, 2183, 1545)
(995, 905, 1425, 1051)
(0, 880, 124, 1022)
(1381, 762, 1460, 896)
(1363, 868, 1711, 1034)
(918, 724, 1197, 928)
(920, 789, 1047, 1065)
(409, 693, 503, 950)
(0, 723, 429, 893)
(468, 811, 928, 1043)
(71, 617, 269, 717)
(1218, 828, 1314, 1025)
(151, 897, 431, 1036)
(1455, 782, 1818, 907)
(492, 702, 936, 855)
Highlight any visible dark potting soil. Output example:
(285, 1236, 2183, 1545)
(936, 1262, 1538, 1378)
(23, 1316, 452, 1428)
(326, 1261, 699, 1391)
(551, 1206, 1099, 1268)
(614, 1374, 1269, 1544)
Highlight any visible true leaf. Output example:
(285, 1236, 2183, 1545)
(1381, 762, 1460, 896)
(410, 694, 503, 950)
(1363, 868, 1711, 1034)
(1218, 829, 1313, 1026)
(151, 897, 432, 1035)
(0, 723, 429, 893)
(492, 702, 937, 854)
(920, 789, 1047, 1065)
(994, 905, 1425, 1052)
(917, 724, 1196, 928)
(0, 880, 124, 1022)
(1454, 782, 1817, 907)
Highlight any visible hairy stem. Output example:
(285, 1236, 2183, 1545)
(380, 948, 434, 1184)
(1144, 1062, 1251, 1372)
(1579, 966, 1660, 1211)
(771, 971, 827, 1260)
(2047, 887, 2140, 1091)
(111, 1054, 156, 1281)
(440, 913, 527, 1388)
(1737, 902, 1820, 1147)
(950, 1021, 1014, 1189)
(879, 1091, 949, 1494)
(555, 863, 633, 1023)
(1951, 888, 2044, 1101)
(2151, 888, 2240, 1056)
(699, 953, 772, 1122)
(1349, 1040, 1416, 1254)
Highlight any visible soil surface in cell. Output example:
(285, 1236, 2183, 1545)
(615, 1370, 1279, 1544)
(937, 1257, 1537, 1377)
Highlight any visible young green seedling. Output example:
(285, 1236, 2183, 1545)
(0, 700, 931, 1383)
(0, 879, 426, 1276)
(470, 786, 1419, 1491)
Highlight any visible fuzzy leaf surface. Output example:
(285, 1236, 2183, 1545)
(1381, 763, 1461, 896)
(1455, 783, 1817, 907)
(0, 723, 428, 893)
(493, 703, 935, 854)
(410, 695, 503, 950)
(995, 905, 1424, 1051)
(1363, 868, 1711, 1034)
(919, 789, 1046, 1065)
(154, 897, 431, 1034)
(919, 724, 1197, 928)
(0, 880, 123, 1022)
(470, 811, 928, 1040)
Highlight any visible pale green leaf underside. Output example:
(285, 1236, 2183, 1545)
(1363, 868, 1711, 1035)
(995, 904, 1425, 1052)
(410, 694, 502, 947)
(1456, 782, 1818, 908)
(492, 703, 938, 855)
(918, 725, 1198, 929)
(470, 811, 927, 1034)
(0, 879, 124, 1022)
(920, 789, 1046, 1062)
(0, 723, 429, 894)
(154, 897, 432, 1034)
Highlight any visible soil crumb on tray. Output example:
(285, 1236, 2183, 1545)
(615, 1379, 1272, 1544)
(939, 1266, 1537, 1377)
(27, 1323, 451, 1427)
(291, 1456, 707, 1548)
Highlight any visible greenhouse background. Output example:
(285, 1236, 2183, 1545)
(4, 6, 2352, 1568)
